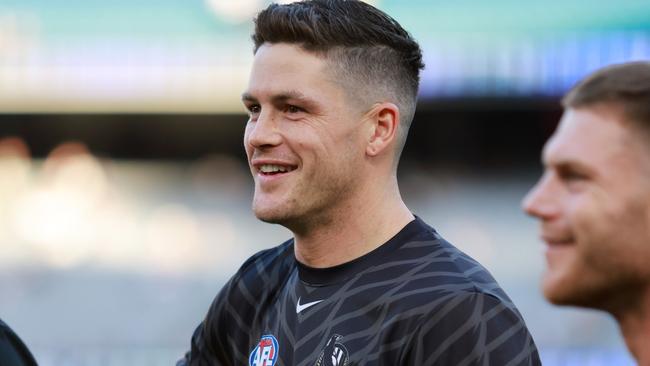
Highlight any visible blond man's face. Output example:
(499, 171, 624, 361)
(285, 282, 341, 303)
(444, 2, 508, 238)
(523, 105, 650, 309)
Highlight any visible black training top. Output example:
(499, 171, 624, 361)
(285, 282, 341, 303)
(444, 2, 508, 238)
(0, 319, 37, 366)
(179, 217, 541, 366)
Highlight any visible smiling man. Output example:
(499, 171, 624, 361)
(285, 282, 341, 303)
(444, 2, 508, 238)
(523, 61, 650, 364)
(179, 1, 540, 365)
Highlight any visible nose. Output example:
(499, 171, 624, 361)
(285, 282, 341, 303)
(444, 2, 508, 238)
(521, 172, 559, 220)
(245, 110, 282, 149)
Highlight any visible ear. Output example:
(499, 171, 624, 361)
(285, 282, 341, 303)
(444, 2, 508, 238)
(365, 102, 400, 157)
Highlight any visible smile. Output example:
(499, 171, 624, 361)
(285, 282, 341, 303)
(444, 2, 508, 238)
(259, 164, 296, 174)
(252, 160, 299, 178)
(542, 235, 575, 247)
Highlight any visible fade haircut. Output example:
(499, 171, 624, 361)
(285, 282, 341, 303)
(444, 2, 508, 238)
(563, 61, 650, 135)
(252, 0, 424, 161)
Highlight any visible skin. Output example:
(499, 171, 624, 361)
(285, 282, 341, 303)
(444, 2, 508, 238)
(242, 43, 413, 268)
(522, 104, 650, 363)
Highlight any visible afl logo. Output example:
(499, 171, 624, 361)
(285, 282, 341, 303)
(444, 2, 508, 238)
(249, 334, 279, 366)
(314, 334, 349, 366)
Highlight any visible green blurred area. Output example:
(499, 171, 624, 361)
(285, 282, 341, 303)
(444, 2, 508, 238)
(2, 0, 650, 40)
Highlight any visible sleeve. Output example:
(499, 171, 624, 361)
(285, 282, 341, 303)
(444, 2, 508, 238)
(177, 243, 293, 366)
(176, 247, 274, 366)
(0, 320, 38, 366)
(401, 292, 541, 366)
(176, 277, 236, 366)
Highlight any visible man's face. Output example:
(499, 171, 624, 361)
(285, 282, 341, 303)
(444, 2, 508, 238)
(242, 43, 367, 229)
(522, 105, 650, 309)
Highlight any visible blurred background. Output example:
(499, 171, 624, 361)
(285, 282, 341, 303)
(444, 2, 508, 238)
(1, 0, 649, 364)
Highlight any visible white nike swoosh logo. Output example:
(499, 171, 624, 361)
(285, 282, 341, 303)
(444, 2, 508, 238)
(296, 297, 323, 314)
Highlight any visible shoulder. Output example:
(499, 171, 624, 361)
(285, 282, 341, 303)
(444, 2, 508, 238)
(211, 238, 295, 307)
(388, 230, 525, 328)
(375, 219, 527, 325)
(393, 220, 540, 365)
(193, 240, 296, 363)
(233, 239, 295, 286)
(402, 291, 540, 365)
(392, 218, 515, 306)
(206, 238, 295, 314)
(0, 319, 38, 366)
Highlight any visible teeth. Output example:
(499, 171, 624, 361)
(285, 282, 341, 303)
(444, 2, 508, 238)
(260, 164, 292, 173)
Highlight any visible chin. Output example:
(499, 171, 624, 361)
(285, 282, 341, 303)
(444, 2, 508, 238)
(541, 272, 580, 306)
(542, 274, 612, 309)
(253, 208, 284, 224)
(253, 204, 294, 225)
(542, 282, 565, 305)
(542, 286, 571, 306)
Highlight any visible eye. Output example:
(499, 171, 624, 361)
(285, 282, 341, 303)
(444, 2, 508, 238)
(559, 169, 587, 182)
(247, 104, 261, 114)
(245, 104, 261, 121)
(284, 104, 304, 114)
(557, 168, 589, 192)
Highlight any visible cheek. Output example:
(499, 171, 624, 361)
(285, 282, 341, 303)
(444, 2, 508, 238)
(605, 195, 650, 249)
(337, 123, 366, 156)
(302, 131, 341, 161)
(243, 127, 254, 156)
(569, 195, 630, 264)
(290, 120, 363, 165)
(568, 196, 606, 239)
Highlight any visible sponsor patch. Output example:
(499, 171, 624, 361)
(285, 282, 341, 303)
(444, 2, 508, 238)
(249, 334, 279, 366)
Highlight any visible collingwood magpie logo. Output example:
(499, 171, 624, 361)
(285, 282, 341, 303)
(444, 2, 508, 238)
(314, 334, 349, 366)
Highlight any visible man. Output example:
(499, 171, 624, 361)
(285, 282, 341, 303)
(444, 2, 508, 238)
(0, 318, 38, 366)
(180, 1, 540, 365)
(523, 61, 650, 364)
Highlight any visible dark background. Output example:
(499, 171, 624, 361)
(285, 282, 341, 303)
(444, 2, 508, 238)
(0, 98, 560, 167)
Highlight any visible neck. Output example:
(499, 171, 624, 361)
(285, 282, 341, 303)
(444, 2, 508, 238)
(612, 287, 650, 365)
(293, 176, 413, 268)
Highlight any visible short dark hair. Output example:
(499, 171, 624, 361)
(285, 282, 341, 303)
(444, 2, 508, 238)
(252, 0, 424, 159)
(563, 61, 650, 132)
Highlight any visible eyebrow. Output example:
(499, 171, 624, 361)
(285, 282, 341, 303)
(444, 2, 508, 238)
(241, 93, 257, 103)
(545, 157, 596, 177)
(241, 90, 316, 106)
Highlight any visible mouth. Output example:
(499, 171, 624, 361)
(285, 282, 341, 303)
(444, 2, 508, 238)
(253, 162, 298, 177)
(541, 235, 576, 264)
(541, 236, 575, 247)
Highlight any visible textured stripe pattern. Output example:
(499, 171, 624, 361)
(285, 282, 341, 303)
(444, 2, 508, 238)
(178, 218, 541, 365)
